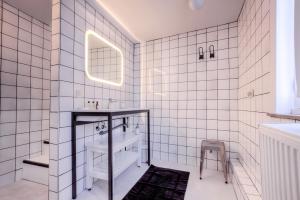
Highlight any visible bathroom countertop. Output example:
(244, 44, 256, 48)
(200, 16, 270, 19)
(73, 108, 148, 113)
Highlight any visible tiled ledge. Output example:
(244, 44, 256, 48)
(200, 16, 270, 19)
(267, 113, 300, 121)
(230, 160, 262, 200)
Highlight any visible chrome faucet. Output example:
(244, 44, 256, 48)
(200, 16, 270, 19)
(96, 101, 99, 110)
(108, 98, 117, 109)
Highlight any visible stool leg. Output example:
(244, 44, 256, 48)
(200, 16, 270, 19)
(86, 149, 93, 190)
(200, 147, 205, 179)
(220, 147, 228, 184)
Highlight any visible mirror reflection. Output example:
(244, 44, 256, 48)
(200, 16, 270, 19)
(86, 30, 123, 86)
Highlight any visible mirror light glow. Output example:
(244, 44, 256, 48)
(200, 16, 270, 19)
(85, 30, 124, 86)
(94, 0, 147, 106)
(147, 68, 167, 97)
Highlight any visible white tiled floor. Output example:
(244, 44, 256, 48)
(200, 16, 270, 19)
(78, 160, 237, 200)
(0, 180, 48, 200)
(0, 161, 237, 200)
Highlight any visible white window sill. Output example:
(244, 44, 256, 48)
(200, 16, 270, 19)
(267, 112, 300, 121)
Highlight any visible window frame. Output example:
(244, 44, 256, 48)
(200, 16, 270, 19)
(293, 0, 300, 114)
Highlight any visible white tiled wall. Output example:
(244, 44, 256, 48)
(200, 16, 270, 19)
(50, 0, 136, 199)
(137, 22, 239, 169)
(238, 0, 272, 194)
(237, 0, 298, 195)
(0, 0, 51, 187)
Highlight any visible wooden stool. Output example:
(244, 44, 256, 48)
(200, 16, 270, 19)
(199, 140, 228, 183)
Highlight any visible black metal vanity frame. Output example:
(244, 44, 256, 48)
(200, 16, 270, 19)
(71, 109, 150, 200)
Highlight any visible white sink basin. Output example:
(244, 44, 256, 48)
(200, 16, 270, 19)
(76, 116, 106, 122)
(74, 108, 146, 121)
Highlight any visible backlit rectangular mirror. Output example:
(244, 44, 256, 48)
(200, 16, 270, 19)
(85, 30, 124, 86)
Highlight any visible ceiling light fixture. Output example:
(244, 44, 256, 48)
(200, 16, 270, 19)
(189, 0, 204, 10)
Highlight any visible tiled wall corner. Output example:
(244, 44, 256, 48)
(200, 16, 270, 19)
(133, 43, 141, 107)
(141, 22, 239, 169)
(49, 0, 60, 198)
(0, 0, 51, 187)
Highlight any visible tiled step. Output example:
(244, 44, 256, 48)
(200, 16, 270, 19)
(23, 160, 49, 168)
(22, 155, 49, 185)
(43, 140, 49, 144)
(230, 160, 262, 200)
(43, 140, 49, 156)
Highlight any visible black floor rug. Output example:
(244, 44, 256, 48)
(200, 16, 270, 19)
(122, 165, 190, 200)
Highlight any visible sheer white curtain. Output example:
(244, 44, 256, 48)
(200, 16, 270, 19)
(276, 0, 297, 114)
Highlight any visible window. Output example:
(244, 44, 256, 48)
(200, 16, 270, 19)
(293, 0, 300, 114)
(275, 0, 297, 114)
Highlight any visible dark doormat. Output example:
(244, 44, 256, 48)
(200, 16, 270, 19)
(122, 165, 190, 200)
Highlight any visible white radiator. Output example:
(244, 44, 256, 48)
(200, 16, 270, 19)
(260, 124, 300, 200)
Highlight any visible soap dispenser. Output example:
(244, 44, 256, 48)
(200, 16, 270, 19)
(95, 101, 99, 110)
(135, 123, 140, 135)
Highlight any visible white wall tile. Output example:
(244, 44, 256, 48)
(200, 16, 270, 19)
(0, 2, 51, 187)
(141, 23, 239, 170)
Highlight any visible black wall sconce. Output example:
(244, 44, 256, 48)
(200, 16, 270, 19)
(209, 45, 215, 58)
(198, 47, 204, 60)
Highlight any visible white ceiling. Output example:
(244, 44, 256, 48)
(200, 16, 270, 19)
(98, 0, 245, 41)
(4, 0, 51, 25)
(3, 0, 244, 42)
